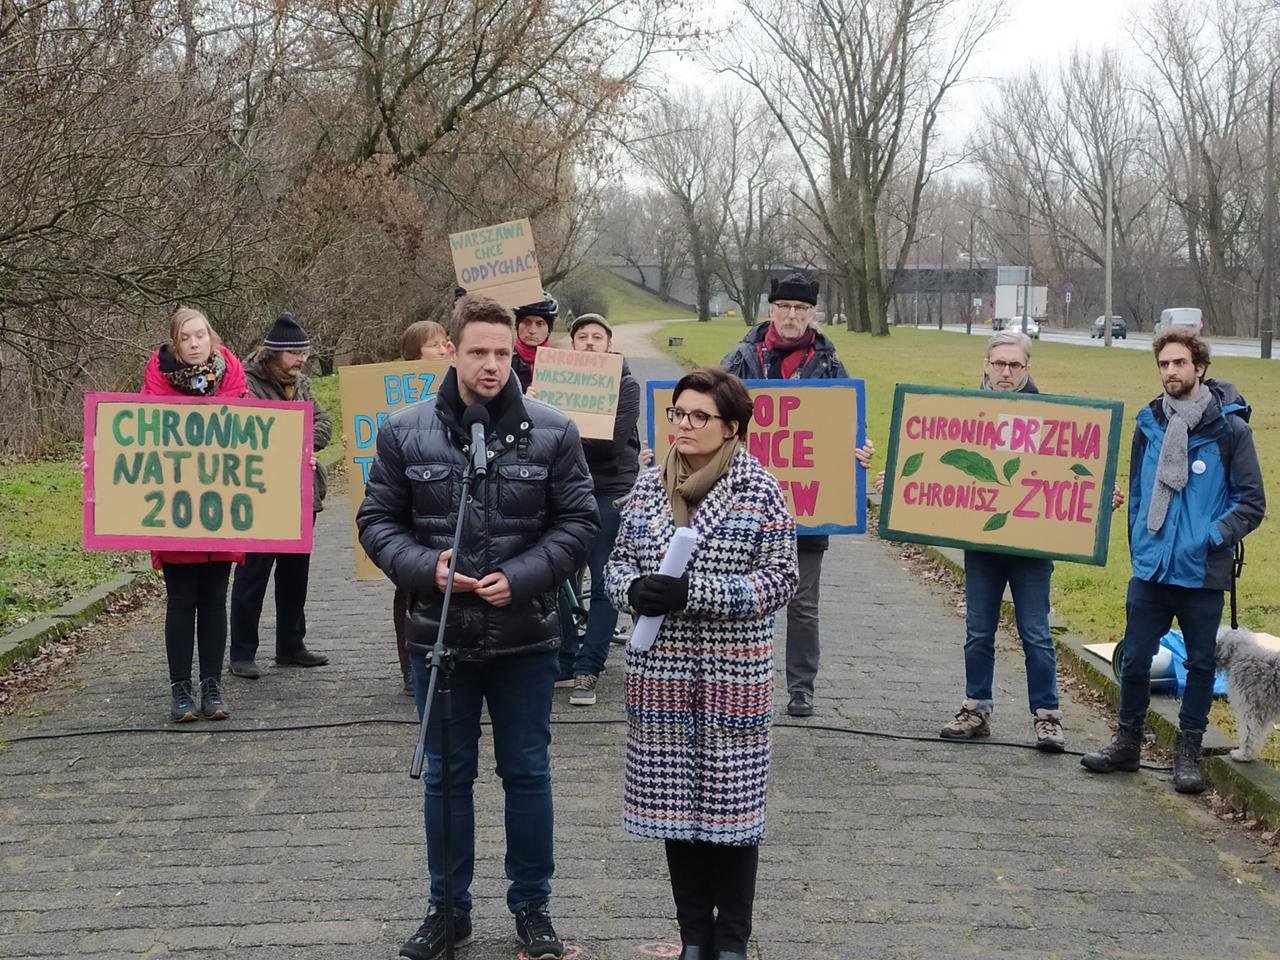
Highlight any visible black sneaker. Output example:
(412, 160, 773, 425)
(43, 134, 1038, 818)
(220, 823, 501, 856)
(515, 904, 564, 959)
(170, 680, 198, 722)
(199, 678, 230, 720)
(399, 907, 473, 960)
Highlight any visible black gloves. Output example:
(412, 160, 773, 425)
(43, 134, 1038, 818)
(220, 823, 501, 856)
(627, 573, 689, 617)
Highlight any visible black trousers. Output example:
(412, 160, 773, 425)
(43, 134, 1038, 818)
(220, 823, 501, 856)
(664, 839, 760, 953)
(229, 550, 312, 661)
(161, 561, 232, 684)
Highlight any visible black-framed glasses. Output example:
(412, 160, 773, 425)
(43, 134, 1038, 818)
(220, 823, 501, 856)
(987, 360, 1027, 372)
(666, 406, 722, 428)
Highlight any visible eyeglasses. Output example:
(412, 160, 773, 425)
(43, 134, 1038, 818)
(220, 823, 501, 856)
(772, 303, 813, 315)
(987, 360, 1027, 372)
(666, 406, 723, 428)
(283, 349, 310, 359)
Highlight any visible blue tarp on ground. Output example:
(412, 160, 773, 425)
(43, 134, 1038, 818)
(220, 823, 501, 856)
(1112, 629, 1230, 698)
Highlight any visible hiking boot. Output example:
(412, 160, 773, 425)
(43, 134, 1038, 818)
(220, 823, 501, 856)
(402, 673, 415, 696)
(1033, 709, 1065, 753)
(786, 691, 814, 717)
(1173, 730, 1206, 794)
(569, 674, 597, 706)
(515, 904, 565, 959)
(199, 678, 230, 720)
(1080, 723, 1143, 773)
(399, 907, 473, 960)
(275, 646, 329, 667)
(228, 659, 260, 679)
(940, 702, 990, 739)
(169, 680, 198, 722)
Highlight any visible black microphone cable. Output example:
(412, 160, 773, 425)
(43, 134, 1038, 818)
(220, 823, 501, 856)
(0, 715, 1175, 771)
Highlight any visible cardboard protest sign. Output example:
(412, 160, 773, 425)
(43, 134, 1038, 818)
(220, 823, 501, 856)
(83, 394, 313, 552)
(530, 346, 622, 440)
(878, 385, 1123, 564)
(646, 380, 866, 535)
(338, 359, 450, 580)
(449, 218, 543, 309)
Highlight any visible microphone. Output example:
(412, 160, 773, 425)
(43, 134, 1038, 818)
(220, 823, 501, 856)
(463, 405, 490, 478)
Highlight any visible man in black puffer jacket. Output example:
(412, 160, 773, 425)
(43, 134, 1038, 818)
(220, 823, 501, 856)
(357, 295, 597, 960)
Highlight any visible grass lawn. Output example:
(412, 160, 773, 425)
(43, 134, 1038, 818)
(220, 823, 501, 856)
(661, 318, 1280, 756)
(659, 321, 1280, 637)
(588, 268, 697, 324)
(0, 461, 141, 634)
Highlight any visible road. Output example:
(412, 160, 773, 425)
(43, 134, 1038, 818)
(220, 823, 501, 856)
(914, 323, 1277, 359)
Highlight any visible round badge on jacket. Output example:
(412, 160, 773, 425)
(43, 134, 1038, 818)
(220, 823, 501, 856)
(1191, 459, 1207, 475)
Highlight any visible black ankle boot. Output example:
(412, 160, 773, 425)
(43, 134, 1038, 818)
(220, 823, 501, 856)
(1080, 724, 1143, 773)
(1173, 730, 1205, 794)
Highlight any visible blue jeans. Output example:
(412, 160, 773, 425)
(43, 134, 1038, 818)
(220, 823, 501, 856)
(572, 495, 623, 677)
(963, 550, 1058, 715)
(412, 648, 558, 914)
(1118, 577, 1223, 735)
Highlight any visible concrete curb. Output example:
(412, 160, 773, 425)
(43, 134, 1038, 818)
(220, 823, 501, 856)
(891, 518, 1280, 829)
(0, 445, 347, 675)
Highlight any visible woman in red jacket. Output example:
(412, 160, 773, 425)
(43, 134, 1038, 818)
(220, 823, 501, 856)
(142, 306, 247, 722)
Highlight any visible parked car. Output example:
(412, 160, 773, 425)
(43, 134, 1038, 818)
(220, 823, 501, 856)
(1157, 307, 1204, 333)
(994, 315, 1039, 337)
(1092, 315, 1127, 339)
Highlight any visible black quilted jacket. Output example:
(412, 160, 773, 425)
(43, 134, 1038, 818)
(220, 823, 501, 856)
(356, 368, 598, 661)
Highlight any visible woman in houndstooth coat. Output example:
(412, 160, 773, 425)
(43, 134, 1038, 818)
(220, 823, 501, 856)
(605, 367, 797, 960)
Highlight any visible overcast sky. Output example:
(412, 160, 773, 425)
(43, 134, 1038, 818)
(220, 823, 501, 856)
(662, 0, 1150, 147)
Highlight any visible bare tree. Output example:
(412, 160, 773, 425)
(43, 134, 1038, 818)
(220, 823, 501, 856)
(728, 0, 1004, 335)
(629, 88, 731, 321)
(1136, 0, 1268, 334)
(712, 95, 791, 326)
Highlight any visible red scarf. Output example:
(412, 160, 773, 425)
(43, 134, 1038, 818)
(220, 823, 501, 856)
(514, 337, 540, 370)
(760, 324, 816, 379)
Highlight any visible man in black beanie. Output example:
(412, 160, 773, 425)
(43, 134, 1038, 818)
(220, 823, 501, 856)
(722, 272, 873, 718)
(229, 313, 333, 678)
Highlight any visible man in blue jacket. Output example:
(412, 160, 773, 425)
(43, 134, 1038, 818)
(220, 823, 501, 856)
(1082, 329, 1265, 793)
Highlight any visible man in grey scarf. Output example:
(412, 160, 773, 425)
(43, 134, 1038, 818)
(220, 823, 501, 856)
(1083, 330, 1265, 794)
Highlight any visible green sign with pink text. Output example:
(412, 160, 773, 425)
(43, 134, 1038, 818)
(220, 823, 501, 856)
(878, 385, 1124, 565)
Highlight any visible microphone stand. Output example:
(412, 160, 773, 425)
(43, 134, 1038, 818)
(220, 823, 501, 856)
(407, 461, 479, 960)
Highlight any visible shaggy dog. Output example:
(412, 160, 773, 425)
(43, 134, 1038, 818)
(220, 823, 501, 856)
(1216, 625, 1280, 762)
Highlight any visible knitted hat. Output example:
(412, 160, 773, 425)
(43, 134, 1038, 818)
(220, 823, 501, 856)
(768, 272, 819, 306)
(569, 313, 612, 338)
(263, 313, 311, 351)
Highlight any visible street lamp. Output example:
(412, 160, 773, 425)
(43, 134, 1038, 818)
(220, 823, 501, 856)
(1263, 65, 1277, 360)
(967, 213, 978, 336)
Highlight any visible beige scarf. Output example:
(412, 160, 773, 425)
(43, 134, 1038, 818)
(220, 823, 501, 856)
(661, 438, 740, 528)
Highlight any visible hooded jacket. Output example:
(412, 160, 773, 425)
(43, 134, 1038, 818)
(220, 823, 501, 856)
(242, 349, 332, 512)
(356, 368, 598, 661)
(721, 321, 849, 552)
(1128, 378, 1265, 590)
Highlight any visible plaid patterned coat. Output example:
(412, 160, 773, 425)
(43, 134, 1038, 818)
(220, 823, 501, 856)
(605, 447, 798, 845)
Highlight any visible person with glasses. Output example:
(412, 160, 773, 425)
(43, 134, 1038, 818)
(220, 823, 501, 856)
(229, 313, 333, 678)
(939, 329, 1065, 748)
(721, 271, 873, 719)
(605, 367, 798, 960)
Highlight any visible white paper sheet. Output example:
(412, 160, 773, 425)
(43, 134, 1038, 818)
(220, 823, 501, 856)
(628, 527, 698, 652)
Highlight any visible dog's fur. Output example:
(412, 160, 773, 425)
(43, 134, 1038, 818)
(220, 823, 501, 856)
(1216, 625, 1280, 762)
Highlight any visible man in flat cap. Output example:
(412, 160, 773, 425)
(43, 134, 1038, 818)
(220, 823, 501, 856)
(722, 272, 871, 718)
